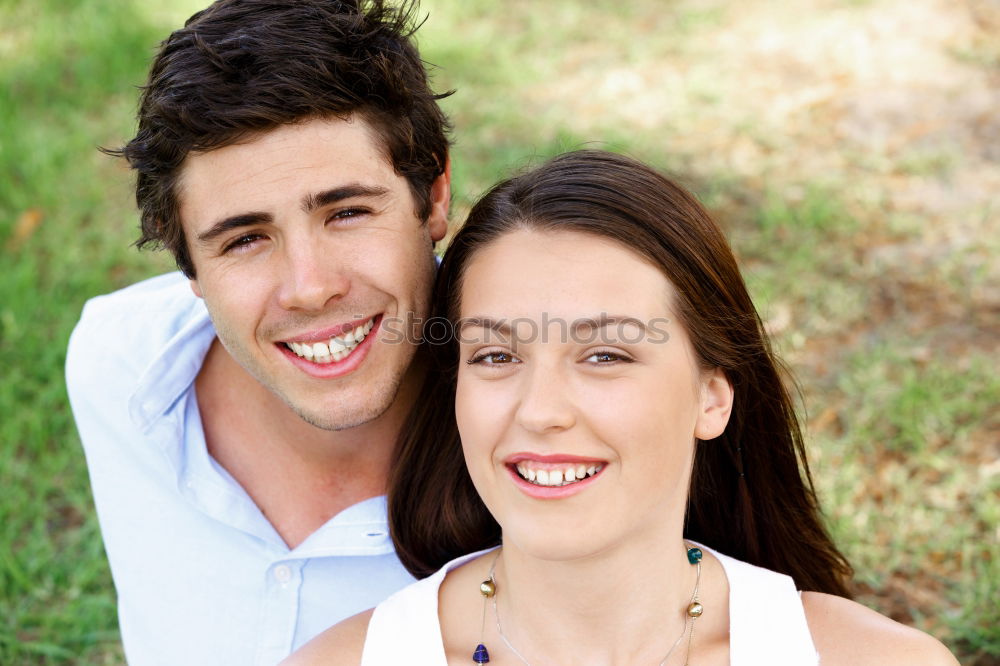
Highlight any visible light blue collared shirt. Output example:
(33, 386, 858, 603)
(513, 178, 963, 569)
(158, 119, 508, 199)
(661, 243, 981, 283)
(66, 272, 414, 666)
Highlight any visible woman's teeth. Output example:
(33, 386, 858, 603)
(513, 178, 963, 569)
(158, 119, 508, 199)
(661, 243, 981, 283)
(285, 318, 375, 364)
(515, 463, 603, 487)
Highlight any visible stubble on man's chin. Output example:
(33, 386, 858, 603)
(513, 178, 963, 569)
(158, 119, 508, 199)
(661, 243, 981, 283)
(282, 373, 405, 432)
(209, 320, 412, 433)
(291, 343, 430, 433)
(292, 399, 392, 432)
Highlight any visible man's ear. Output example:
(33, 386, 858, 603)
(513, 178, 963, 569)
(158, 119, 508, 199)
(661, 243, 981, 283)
(190, 279, 203, 299)
(695, 367, 734, 440)
(427, 157, 451, 243)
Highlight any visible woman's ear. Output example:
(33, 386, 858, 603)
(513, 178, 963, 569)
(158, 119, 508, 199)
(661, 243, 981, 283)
(695, 367, 734, 440)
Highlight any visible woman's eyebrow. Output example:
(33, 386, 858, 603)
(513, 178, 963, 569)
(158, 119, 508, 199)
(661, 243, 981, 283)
(455, 314, 651, 346)
(570, 315, 647, 334)
(457, 316, 512, 337)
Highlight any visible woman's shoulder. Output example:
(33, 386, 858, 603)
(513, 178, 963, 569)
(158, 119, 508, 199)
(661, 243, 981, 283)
(801, 591, 958, 666)
(280, 609, 373, 666)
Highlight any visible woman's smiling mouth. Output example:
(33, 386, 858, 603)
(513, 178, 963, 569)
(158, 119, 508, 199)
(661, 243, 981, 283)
(513, 461, 604, 487)
(505, 454, 608, 497)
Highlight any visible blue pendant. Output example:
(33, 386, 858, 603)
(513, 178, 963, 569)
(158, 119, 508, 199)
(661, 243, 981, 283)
(473, 643, 490, 663)
(687, 547, 703, 564)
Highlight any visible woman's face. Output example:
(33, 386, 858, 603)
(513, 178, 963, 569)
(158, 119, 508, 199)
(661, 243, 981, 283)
(455, 229, 733, 561)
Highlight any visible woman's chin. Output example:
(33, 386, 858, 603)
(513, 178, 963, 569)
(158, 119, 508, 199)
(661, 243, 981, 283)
(498, 524, 621, 564)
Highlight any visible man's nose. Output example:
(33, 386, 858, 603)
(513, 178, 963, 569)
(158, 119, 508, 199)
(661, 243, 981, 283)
(276, 242, 351, 311)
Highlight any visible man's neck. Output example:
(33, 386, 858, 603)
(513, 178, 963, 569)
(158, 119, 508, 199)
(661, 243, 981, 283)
(194, 338, 413, 549)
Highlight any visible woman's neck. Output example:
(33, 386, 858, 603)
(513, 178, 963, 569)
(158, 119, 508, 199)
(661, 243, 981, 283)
(488, 526, 700, 665)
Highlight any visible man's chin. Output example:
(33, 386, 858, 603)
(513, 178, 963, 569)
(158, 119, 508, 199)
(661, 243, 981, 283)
(294, 405, 387, 432)
(285, 384, 400, 432)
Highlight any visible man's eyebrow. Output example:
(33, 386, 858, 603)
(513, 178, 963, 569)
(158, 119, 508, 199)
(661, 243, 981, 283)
(571, 314, 647, 334)
(301, 184, 391, 213)
(195, 184, 392, 246)
(196, 212, 273, 245)
(458, 317, 512, 337)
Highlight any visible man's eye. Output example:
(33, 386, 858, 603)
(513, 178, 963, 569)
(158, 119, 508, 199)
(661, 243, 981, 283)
(329, 207, 370, 222)
(221, 233, 265, 254)
(467, 351, 519, 365)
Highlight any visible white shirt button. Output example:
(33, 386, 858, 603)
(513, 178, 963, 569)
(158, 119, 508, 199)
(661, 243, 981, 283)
(273, 565, 292, 584)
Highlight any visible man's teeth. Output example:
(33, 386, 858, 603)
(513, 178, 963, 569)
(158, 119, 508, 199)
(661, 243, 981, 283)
(285, 318, 375, 364)
(515, 463, 603, 487)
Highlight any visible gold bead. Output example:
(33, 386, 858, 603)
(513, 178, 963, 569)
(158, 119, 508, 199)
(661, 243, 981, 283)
(480, 580, 496, 597)
(687, 602, 704, 618)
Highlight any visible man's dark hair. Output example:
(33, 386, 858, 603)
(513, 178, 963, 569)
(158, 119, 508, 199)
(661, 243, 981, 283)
(110, 0, 451, 278)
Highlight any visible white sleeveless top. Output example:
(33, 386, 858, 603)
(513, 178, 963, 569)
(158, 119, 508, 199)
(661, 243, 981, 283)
(361, 545, 819, 665)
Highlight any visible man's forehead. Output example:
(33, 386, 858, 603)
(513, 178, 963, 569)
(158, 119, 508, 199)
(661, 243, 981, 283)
(175, 116, 402, 227)
(179, 115, 388, 179)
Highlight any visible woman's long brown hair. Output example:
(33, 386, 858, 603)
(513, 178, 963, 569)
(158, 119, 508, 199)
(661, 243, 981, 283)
(389, 150, 853, 597)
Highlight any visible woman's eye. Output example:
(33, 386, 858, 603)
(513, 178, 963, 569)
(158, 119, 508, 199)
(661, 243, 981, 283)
(467, 351, 519, 365)
(584, 350, 632, 364)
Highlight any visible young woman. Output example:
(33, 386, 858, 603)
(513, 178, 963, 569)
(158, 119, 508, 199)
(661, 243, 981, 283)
(286, 151, 957, 665)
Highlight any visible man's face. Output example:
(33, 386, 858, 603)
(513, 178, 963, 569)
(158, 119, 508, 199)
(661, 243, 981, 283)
(178, 116, 448, 430)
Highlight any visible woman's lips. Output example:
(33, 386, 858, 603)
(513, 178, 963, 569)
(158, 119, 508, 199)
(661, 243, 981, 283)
(504, 453, 608, 498)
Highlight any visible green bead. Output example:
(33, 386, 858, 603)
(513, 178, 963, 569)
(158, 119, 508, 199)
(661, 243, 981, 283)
(686, 547, 703, 564)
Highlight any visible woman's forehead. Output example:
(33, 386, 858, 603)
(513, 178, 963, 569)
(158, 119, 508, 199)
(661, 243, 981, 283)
(459, 228, 678, 318)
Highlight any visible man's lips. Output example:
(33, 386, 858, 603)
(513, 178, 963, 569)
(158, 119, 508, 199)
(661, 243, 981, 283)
(280, 314, 379, 344)
(277, 316, 380, 379)
(279, 315, 378, 364)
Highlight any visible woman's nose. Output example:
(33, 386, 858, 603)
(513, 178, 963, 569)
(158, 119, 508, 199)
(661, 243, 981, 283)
(514, 365, 576, 435)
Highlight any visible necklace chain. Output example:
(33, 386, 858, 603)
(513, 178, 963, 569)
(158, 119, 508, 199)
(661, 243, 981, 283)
(485, 547, 702, 666)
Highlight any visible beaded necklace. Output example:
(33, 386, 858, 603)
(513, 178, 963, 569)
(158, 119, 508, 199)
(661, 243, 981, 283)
(472, 545, 705, 665)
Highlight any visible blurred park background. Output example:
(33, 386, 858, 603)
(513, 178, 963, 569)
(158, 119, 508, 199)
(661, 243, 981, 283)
(1, 0, 998, 663)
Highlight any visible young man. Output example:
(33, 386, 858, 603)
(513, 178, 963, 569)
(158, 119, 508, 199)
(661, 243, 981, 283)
(65, 1, 450, 664)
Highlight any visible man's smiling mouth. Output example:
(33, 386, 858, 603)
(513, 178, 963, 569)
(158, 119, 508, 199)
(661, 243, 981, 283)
(283, 317, 376, 364)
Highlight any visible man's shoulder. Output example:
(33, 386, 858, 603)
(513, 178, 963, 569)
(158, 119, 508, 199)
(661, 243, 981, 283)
(70, 271, 207, 349)
(75, 271, 199, 330)
(66, 271, 208, 390)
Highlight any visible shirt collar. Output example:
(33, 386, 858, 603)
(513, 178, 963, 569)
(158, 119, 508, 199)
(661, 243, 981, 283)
(128, 301, 215, 432)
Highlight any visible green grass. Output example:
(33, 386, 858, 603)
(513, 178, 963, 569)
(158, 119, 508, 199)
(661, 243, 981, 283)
(813, 349, 1000, 661)
(2, 0, 997, 663)
(0, 1, 176, 663)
